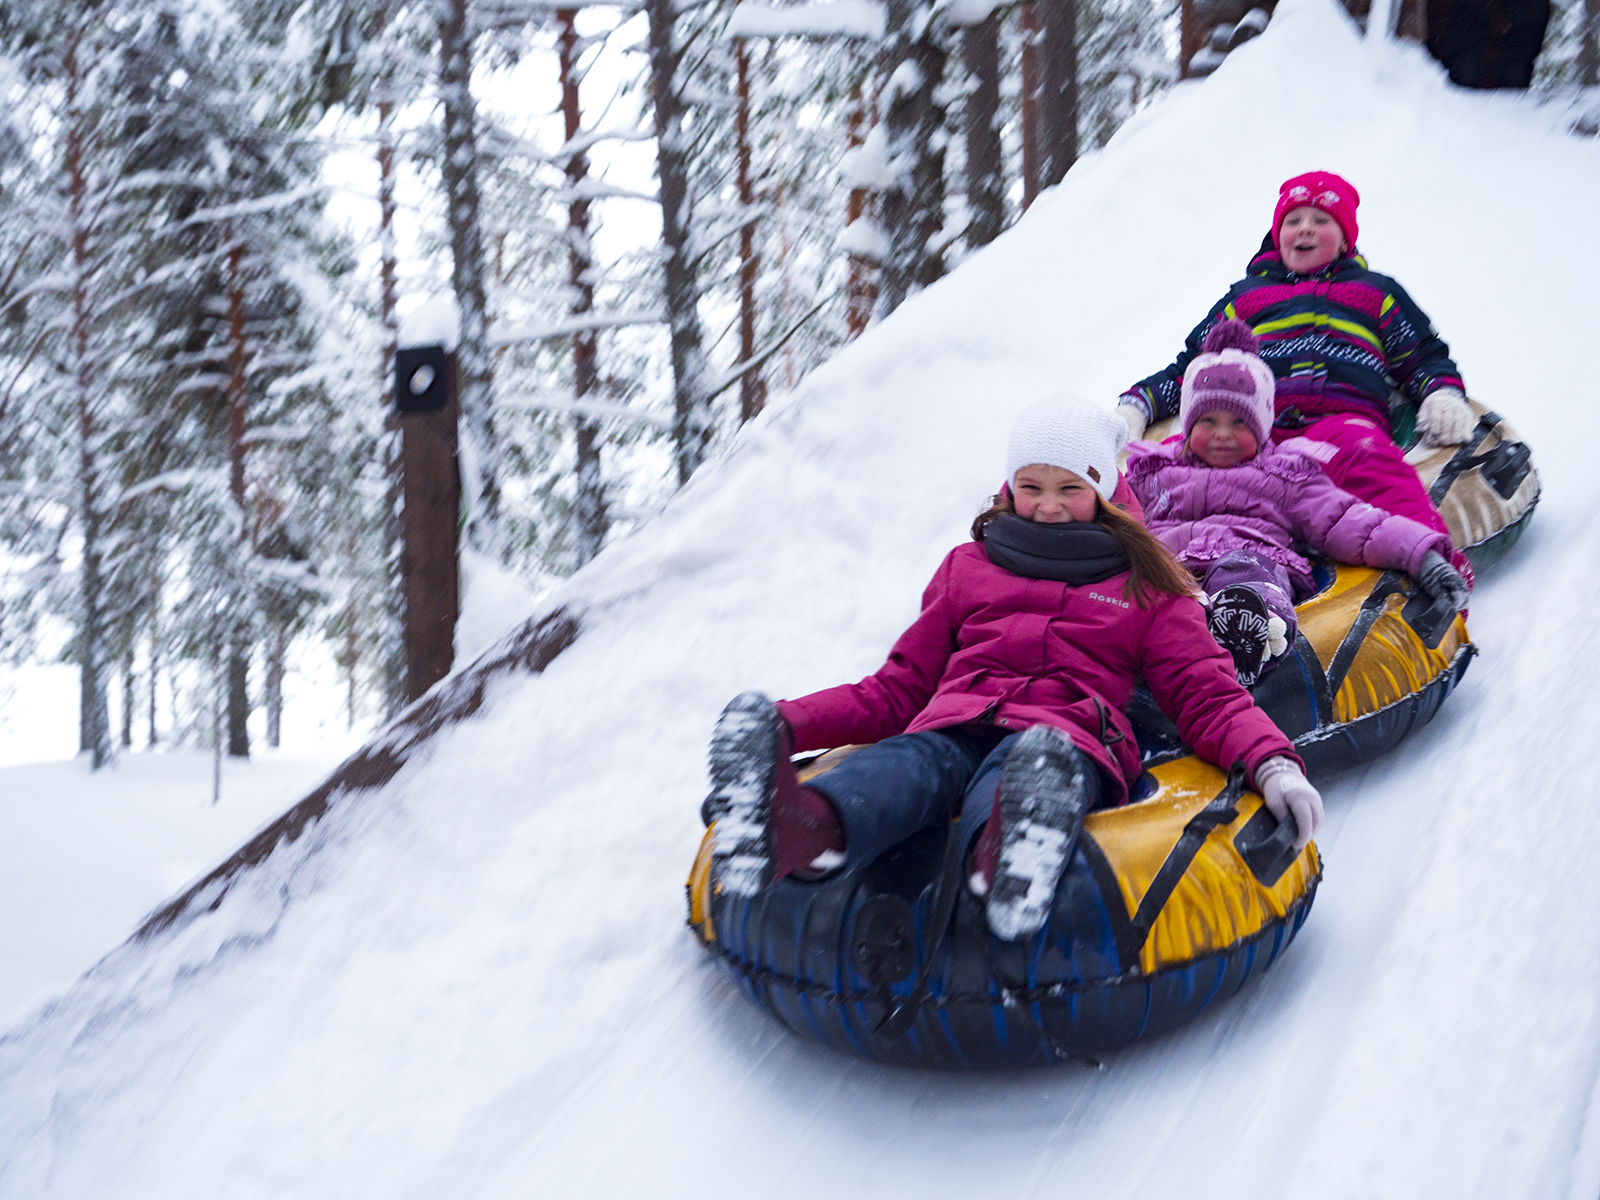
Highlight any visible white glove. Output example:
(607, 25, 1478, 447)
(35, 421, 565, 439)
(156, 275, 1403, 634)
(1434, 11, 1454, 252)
(1116, 401, 1149, 441)
(1253, 756, 1323, 849)
(1417, 388, 1474, 447)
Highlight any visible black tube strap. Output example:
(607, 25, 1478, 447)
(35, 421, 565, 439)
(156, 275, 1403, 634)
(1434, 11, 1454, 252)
(1324, 570, 1411, 699)
(1291, 632, 1335, 729)
(1125, 765, 1248, 958)
(874, 804, 970, 1040)
(1427, 411, 1507, 504)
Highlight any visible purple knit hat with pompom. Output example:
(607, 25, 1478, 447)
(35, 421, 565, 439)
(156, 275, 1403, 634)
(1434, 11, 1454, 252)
(1179, 319, 1277, 447)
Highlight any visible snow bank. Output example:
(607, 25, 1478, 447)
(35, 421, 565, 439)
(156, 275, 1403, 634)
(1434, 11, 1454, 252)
(4, 0, 1600, 1196)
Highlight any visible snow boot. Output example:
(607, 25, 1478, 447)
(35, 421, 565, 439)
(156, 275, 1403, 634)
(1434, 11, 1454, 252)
(984, 724, 1089, 942)
(967, 791, 1003, 898)
(706, 692, 844, 895)
(1208, 585, 1272, 688)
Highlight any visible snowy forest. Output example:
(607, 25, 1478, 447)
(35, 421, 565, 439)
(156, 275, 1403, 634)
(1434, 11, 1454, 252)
(0, 0, 1593, 770)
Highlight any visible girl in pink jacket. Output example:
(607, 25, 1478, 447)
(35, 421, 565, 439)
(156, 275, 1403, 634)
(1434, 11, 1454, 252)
(706, 397, 1322, 945)
(1126, 320, 1471, 687)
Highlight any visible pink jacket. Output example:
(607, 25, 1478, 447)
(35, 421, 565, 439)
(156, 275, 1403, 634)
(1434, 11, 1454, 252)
(1125, 437, 1453, 594)
(777, 543, 1299, 805)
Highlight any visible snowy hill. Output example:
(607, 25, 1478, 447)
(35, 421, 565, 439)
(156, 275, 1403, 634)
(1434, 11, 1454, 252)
(5, 0, 1600, 1194)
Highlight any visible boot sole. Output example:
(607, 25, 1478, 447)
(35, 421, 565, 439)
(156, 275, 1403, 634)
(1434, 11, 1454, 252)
(986, 725, 1088, 942)
(1210, 585, 1272, 688)
(707, 692, 779, 897)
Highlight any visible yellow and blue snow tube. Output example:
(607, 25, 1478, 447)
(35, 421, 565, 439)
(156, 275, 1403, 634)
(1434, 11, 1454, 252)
(685, 404, 1529, 1068)
(1128, 396, 1533, 772)
(688, 756, 1319, 1068)
(1133, 560, 1476, 774)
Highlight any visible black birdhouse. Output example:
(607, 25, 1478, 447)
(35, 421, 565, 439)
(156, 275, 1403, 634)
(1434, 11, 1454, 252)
(395, 344, 452, 414)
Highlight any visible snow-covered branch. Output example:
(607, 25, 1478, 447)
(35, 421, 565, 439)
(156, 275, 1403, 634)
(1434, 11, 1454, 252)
(180, 186, 324, 229)
(554, 179, 659, 204)
(497, 391, 671, 431)
(701, 294, 835, 401)
(489, 310, 661, 347)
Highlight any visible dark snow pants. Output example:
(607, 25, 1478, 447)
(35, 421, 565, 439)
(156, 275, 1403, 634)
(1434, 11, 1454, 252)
(804, 725, 1104, 869)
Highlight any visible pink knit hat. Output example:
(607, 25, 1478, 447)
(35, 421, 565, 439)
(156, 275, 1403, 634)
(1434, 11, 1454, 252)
(1180, 320, 1276, 446)
(1272, 171, 1360, 256)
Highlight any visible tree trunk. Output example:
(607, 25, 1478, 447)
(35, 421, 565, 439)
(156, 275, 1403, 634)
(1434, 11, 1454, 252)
(845, 85, 877, 338)
(67, 33, 111, 770)
(226, 236, 250, 760)
(227, 635, 249, 757)
(1037, 0, 1078, 189)
(438, 0, 500, 542)
(735, 38, 766, 423)
(345, 590, 359, 730)
(1397, 0, 1429, 41)
(147, 595, 160, 747)
(964, 13, 1004, 248)
(265, 616, 284, 749)
(560, 8, 610, 564)
(1021, 3, 1041, 208)
(1180, 0, 1198, 77)
(378, 26, 408, 721)
(1582, 0, 1599, 84)
(121, 648, 134, 748)
(878, 0, 949, 314)
(647, 0, 712, 485)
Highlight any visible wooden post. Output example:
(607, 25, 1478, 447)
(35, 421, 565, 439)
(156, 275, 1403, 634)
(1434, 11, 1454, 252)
(395, 345, 460, 703)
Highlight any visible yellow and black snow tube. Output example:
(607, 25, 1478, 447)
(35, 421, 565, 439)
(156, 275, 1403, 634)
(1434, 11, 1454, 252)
(1128, 397, 1537, 772)
(1406, 399, 1539, 569)
(687, 753, 1320, 1068)
(1131, 560, 1476, 775)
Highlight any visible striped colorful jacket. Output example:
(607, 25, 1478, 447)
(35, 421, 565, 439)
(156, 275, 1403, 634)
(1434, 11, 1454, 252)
(1121, 241, 1464, 437)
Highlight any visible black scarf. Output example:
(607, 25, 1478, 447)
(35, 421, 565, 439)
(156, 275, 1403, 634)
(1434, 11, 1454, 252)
(982, 514, 1130, 584)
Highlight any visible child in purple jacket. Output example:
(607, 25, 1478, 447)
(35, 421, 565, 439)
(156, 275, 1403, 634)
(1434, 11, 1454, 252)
(705, 397, 1322, 944)
(1126, 320, 1471, 686)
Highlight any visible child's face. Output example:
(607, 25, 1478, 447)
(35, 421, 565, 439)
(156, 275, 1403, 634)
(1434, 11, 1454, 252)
(1278, 206, 1346, 273)
(1187, 411, 1259, 468)
(1013, 464, 1100, 523)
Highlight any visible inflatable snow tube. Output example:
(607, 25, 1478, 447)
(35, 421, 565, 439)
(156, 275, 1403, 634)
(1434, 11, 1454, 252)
(1130, 562, 1477, 777)
(1127, 397, 1535, 775)
(1405, 400, 1539, 571)
(687, 756, 1320, 1068)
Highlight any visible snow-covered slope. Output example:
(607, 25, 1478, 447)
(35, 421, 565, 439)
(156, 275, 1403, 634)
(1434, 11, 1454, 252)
(5, 2, 1600, 1194)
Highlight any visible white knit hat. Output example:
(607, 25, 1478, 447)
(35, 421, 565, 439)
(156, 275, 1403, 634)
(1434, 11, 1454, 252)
(1005, 394, 1129, 502)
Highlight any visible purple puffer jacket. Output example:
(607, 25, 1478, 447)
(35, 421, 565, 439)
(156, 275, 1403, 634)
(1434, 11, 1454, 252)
(776, 543, 1299, 806)
(1125, 437, 1453, 595)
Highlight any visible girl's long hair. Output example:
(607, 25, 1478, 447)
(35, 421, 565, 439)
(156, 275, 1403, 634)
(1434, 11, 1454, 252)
(971, 488, 1198, 608)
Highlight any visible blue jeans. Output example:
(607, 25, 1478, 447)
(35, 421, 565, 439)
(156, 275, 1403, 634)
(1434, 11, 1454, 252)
(805, 725, 1104, 869)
